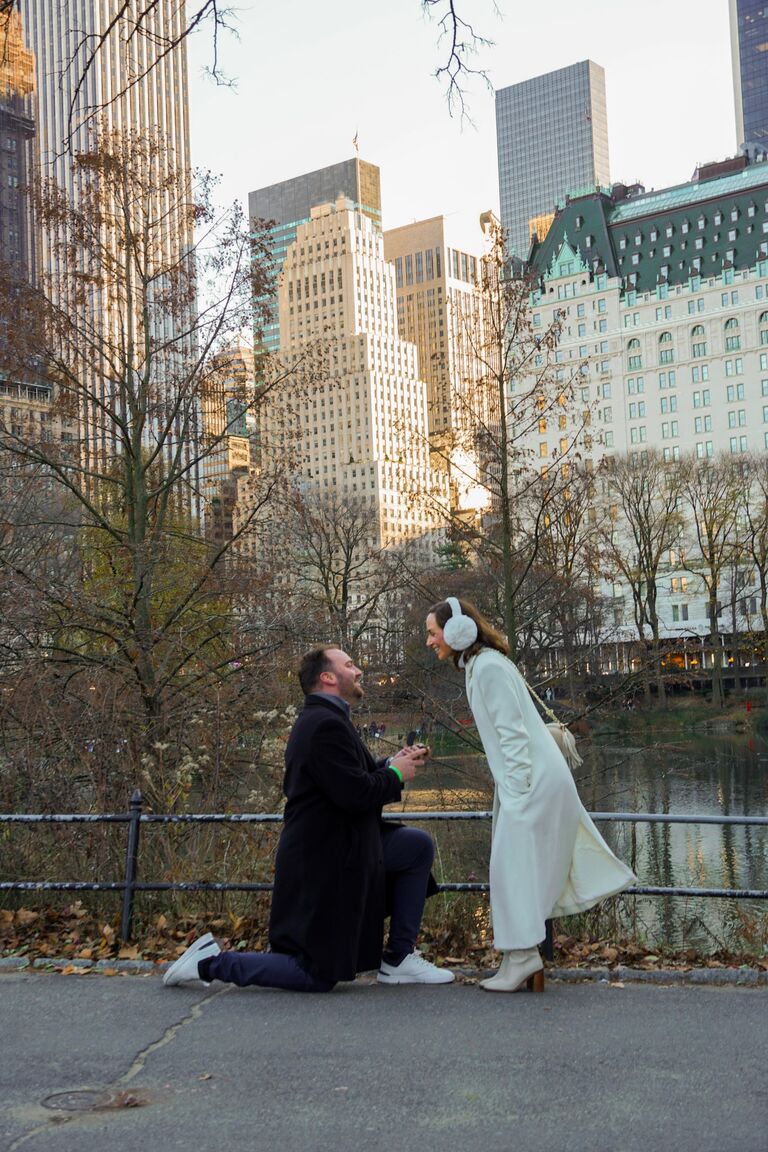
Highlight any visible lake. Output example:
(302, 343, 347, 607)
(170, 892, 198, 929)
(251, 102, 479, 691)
(400, 724, 768, 952)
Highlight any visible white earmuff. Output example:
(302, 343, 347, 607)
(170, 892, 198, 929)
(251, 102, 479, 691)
(442, 597, 478, 650)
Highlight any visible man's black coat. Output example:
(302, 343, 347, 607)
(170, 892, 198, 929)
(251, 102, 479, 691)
(268, 694, 403, 983)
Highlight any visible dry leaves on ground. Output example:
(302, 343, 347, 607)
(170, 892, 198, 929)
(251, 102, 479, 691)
(0, 905, 764, 973)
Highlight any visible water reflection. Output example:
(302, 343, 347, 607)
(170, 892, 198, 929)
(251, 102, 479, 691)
(408, 729, 768, 951)
(577, 731, 768, 949)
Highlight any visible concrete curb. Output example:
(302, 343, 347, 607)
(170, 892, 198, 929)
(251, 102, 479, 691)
(1, 956, 766, 985)
(544, 964, 768, 986)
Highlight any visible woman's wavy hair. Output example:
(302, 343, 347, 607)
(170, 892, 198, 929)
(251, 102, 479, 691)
(427, 599, 509, 668)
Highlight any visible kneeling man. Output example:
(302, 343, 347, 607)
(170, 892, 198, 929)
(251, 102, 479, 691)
(164, 645, 454, 992)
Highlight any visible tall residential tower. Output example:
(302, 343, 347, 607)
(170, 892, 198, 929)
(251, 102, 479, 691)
(495, 60, 610, 258)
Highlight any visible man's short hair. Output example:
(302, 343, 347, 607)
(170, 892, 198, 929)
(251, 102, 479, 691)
(298, 646, 336, 695)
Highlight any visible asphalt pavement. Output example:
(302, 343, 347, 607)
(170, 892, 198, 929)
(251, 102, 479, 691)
(3, 969, 767, 1152)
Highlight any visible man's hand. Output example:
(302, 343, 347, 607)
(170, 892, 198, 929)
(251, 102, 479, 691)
(389, 744, 431, 783)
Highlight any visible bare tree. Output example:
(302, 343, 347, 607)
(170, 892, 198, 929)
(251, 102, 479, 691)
(679, 455, 741, 710)
(601, 451, 685, 706)
(279, 489, 409, 652)
(422, 0, 496, 119)
(2, 2, 497, 148)
(0, 128, 300, 806)
(530, 463, 604, 700)
(738, 454, 768, 637)
(419, 217, 590, 660)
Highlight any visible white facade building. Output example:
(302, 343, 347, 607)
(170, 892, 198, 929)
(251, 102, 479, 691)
(257, 195, 448, 559)
(526, 160, 768, 663)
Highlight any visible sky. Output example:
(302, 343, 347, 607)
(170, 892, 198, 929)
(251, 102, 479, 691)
(187, 0, 737, 242)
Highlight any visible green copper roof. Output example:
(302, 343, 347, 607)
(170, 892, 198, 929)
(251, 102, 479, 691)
(610, 163, 768, 222)
(529, 160, 768, 293)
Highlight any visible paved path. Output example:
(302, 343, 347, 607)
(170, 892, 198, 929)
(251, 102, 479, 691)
(2, 971, 766, 1152)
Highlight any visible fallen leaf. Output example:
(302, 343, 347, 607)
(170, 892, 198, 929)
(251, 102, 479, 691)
(16, 909, 39, 927)
(118, 945, 140, 960)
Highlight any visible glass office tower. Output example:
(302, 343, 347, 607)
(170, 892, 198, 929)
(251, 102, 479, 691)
(730, 0, 768, 156)
(495, 60, 610, 258)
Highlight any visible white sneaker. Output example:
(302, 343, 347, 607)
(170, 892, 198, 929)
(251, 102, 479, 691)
(377, 950, 455, 985)
(162, 932, 221, 987)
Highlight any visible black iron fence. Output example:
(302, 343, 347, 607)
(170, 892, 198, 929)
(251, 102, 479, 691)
(1, 790, 767, 945)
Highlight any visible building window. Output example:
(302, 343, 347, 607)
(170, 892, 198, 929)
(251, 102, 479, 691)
(724, 317, 740, 351)
(627, 337, 641, 369)
(691, 324, 707, 357)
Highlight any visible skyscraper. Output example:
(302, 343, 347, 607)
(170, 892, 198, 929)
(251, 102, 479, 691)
(0, 7, 36, 282)
(383, 215, 494, 520)
(20, 2, 191, 267)
(259, 194, 447, 557)
(18, 3, 196, 499)
(384, 216, 483, 438)
(729, 0, 768, 156)
(249, 158, 381, 356)
(495, 60, 610, 258)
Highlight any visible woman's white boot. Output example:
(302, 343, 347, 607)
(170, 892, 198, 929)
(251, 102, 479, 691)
(479, 948, 544, 993)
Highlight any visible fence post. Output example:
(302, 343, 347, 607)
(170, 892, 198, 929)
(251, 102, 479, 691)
(120, 789, 142, 943)
(542, 917, 554, 962)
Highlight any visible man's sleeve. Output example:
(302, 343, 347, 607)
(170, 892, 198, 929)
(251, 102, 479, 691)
(303, 718, 402, 813)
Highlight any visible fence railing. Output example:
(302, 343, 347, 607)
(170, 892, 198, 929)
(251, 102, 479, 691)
(1, 790, 767, 945)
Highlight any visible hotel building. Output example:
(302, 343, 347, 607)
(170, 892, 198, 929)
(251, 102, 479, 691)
(525, 156, 768, 656)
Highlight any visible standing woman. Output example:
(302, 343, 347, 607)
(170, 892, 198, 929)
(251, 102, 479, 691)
(426, 597, 635, 993)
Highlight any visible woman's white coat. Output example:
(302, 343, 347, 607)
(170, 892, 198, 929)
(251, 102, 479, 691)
(465, 647, 635, 949)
